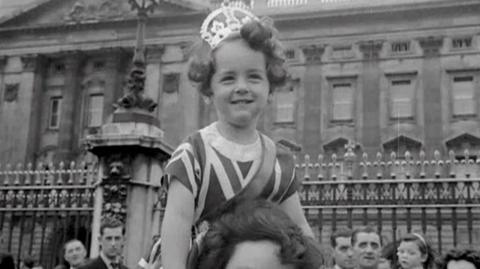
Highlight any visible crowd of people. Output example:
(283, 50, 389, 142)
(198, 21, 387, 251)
(3, 200, 478, 269)
(330, 226, 480, 269)
(2, 1, 480, 269)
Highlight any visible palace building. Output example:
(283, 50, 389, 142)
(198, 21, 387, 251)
(1, 0, 480, 165)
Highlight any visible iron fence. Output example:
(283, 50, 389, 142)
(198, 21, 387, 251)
(296, 149, 480, 253)
(0, 162, 97, 269)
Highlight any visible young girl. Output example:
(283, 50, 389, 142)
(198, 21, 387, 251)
(160, 3, 314, 269)
(397, 233, 438, 269)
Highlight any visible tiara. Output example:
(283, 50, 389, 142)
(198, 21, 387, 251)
(200, 3, 259, 49)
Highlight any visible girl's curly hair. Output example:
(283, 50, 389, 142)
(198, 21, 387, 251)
(196, 199, 325, 269)
(188, 18, 288, 97)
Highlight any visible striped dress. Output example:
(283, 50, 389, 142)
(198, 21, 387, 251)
(165, 122, 300, 224)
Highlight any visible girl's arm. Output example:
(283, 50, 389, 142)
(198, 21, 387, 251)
(279, 192, 314, 237)
(161, 180, 195, 269)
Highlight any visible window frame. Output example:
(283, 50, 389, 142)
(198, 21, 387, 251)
(273, 78, 299, 126)
(326, 76, 357, 125)
(385, 72, 418, 123)
(450, 36, 474, 51)
(447, 69, 479, 121)
(86, 94, 104, 128)
(48, 96, 62, 130)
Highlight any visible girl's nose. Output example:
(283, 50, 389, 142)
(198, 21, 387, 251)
(234, 78, 249, 93)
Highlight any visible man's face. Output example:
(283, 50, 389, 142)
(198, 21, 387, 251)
(333, 236, 355, 269)
(99, 226, 124, 260)
(353, 232, 382, 269)
(447, 260, 476, 269)
(64, 240, 87, 268)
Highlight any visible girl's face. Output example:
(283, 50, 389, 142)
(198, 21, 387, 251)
(397, 241, 426, 269)
(209, 38, 270, 130)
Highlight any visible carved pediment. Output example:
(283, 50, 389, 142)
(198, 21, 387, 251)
(323, 137, 349, 152)
(0, 0, 199, 28)
(382, 135, 422, 150)
(445, 133, 480, 148)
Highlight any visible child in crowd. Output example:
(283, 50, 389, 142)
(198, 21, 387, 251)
(397, 233, 438, 269)
(160, 2, 314, 269)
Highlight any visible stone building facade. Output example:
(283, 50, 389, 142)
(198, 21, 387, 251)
(1, 0, 480, 165)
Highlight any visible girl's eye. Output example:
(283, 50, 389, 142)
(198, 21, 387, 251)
(221, 76, 235, 83)
(249, 73, 264, 81)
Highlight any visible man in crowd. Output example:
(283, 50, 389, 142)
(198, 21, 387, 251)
(63, 239, 88, 269)
(79, 218, 129, 269)
(352, 226, 382, 269)
(331, 228, 355, 269)
(442, 249, 480, 269)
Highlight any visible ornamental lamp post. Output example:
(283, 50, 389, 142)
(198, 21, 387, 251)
(85, 1, 173, 265)
(116, 0, 160, 112)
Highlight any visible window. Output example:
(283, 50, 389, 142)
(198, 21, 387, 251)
(163, 73, 180, 94)
(390, 79, 415, 119)
(48, 97, 62, 129)
(331, 83, 354, 122)
(391, 41, 411, 55)
(451, 37, 473, 50)
(452, 76, 476, 117)
(332, 45, 354, 59)
(275, 89, 295, 123)
(87, 95, 104, 127)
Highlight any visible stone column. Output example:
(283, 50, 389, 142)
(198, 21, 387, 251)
(300, 44, 325, 156)
(86, 110, 172, 267)
(104, 49, 130, 118)
(419, 36, 444, 151)
(145, 45, 165, 110)
(21, 55, 46, 163)
(0, 56, 6, 102)
(57, 53, 83, 162)
(359, 40, 383, 156)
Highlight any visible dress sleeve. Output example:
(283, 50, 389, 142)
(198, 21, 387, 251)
(164, 141, 201, 198)
(277, 146, 302, 203)
(279, 167, 302, 203)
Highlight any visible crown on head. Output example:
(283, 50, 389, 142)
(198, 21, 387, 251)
(200, 3, 258, 49)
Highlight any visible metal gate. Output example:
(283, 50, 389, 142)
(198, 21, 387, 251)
(0, 162, 97, 269)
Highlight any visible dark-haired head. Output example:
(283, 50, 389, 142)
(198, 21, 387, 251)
(196, 199, 325, 269)
(331, 228, 353, 248)
(188, 19, 288, 97)
(397, 233, 438, 269)
(99, 217, 125, 235)
(441, 249, 480, 269)
(0, 253, 15, 269)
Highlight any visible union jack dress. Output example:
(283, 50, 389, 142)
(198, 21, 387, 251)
(165, 122, 300, 224)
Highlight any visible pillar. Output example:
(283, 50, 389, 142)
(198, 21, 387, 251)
(419, 36, 444, 151)
(57, 53, 83, 162)
(359, 40, 383, 156)
(300, 44, 325, 156)
(21, 55, 47, 163)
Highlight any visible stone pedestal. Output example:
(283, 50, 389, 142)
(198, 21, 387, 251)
(85, 108, 172, 269)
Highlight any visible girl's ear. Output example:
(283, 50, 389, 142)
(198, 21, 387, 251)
(420, 253, 428, 263)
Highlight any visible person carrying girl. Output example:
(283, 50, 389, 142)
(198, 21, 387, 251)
(160, 2, 314, 269)
(397, 233, 439, 269)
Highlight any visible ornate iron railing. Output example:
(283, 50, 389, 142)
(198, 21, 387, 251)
(0, 162, 97, 269)
(296, 150, 480, 253)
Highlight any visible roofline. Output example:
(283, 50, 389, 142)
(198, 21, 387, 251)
(0, 10, 207, 34)
(160, 0, 210, 11)
(266, 0, 480, 24)
(0, 0, 54, 25)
